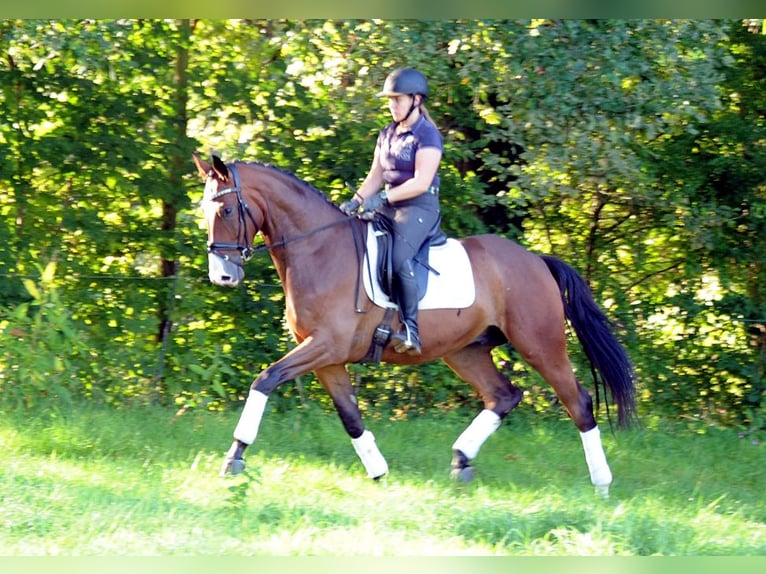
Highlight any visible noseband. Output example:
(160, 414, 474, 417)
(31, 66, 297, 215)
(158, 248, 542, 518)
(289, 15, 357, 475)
(205, 163, 259, 263)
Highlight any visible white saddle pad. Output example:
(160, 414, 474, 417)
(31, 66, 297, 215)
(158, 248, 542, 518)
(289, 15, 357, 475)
(362, 224, 476, 310)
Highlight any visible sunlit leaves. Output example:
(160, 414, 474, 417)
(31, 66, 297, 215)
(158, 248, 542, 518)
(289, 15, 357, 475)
(1, 19, 764, 425)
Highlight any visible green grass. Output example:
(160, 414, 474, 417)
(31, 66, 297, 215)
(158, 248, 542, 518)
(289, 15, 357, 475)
(0, 401, 763, 556)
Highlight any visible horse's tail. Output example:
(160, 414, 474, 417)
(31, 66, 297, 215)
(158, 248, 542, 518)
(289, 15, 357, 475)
(541, 255, 638, 429)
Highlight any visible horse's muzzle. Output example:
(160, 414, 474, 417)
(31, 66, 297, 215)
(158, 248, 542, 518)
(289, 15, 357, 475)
(208, 252, 245, 287)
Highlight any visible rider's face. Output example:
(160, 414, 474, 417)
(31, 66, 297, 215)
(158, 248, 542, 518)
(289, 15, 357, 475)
(388, 94, 416, 122)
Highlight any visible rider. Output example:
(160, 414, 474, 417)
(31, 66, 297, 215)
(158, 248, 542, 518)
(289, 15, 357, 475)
(340, 67, 443, 356)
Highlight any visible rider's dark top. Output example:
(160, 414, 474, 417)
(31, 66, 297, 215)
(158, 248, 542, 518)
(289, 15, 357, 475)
(375, 114, 442, 211)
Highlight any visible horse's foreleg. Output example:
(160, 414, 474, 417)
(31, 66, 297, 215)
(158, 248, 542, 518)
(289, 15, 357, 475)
(351, 430, 388, 479)
(220, 336, 332, 477)
(317, 364, 388, 480)
(220, 389, 268, 476)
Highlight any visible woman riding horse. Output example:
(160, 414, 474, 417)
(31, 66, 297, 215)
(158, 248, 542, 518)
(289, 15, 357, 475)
(340, 67, 443, 356)
(194, 69, 637, 497)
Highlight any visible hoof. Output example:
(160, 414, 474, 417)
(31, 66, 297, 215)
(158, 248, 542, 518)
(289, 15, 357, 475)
(595, 484, 610, 499)
(450, 449, 474, 483)
(219, 457, 246, 477)
(372, 473, 388, 485)
(450, 465, 475, 483)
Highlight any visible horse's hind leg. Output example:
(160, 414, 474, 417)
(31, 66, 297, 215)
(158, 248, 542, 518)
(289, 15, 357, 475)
(443, 344, 523, 482)
(541, 367, 613, 497)
(516, 334, 613, 496)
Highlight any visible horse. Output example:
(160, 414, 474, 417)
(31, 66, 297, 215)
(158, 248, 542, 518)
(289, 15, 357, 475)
(192, 153, 637, 497)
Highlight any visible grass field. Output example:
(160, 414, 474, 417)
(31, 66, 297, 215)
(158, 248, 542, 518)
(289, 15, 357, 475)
(0, 400, 763, 556)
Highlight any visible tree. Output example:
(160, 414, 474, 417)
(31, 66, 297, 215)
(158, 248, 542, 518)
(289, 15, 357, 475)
(1, 19, 764, 429)
(645, 20, 766, 425)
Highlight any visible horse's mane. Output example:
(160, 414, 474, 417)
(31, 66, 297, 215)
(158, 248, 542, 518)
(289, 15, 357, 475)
(238, 161, 342, 212)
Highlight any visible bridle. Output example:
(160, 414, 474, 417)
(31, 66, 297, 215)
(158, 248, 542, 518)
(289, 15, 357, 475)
(204, 162, 260, 263)
(204, 161, 360, 265)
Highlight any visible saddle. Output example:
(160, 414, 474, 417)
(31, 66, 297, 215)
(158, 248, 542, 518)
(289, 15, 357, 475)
(356, 214, 474, 364)
(370, 214, 448, 302)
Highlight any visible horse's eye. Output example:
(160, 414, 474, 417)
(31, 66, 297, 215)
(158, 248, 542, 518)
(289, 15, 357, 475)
(222, 206, 234, 217)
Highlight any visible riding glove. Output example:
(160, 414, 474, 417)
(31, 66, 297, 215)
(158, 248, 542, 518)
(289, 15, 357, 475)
(339, 198, 361, 214)
(361, 191, 387, 213)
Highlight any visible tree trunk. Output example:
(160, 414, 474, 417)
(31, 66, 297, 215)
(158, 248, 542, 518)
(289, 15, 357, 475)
(156, 19, 192, 350)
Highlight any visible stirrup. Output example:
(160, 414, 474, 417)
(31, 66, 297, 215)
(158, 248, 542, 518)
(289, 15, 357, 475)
(392, 324, 421, 355)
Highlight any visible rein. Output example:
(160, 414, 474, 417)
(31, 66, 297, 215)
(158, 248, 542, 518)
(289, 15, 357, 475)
(206, 162, 357, 263)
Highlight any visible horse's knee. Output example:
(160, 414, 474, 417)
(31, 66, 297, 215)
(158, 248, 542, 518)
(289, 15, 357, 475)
(251, 369, 279, 395)
(493, 384, 523, 418)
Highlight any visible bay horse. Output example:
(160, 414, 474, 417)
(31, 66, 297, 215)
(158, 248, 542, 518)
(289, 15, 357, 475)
(193, 153, 637, 496)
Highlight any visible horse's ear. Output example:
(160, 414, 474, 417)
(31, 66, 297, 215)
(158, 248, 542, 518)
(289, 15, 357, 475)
(192, 153, 210, 180)
(212, 155, 229, 181)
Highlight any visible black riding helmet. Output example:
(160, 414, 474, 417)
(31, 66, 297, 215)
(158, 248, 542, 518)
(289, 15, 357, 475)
(378, 67, 429, 99)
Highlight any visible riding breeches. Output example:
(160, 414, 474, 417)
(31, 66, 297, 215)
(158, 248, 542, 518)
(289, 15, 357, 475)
(380, 204, 440, 274)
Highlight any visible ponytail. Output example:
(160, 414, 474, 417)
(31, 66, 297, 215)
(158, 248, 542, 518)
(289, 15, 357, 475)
(420, 104, 438, 129)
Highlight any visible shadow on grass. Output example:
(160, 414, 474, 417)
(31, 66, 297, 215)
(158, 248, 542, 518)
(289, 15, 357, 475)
(444, 501, 705, 555)
(2, 400, 764, 555)
(223, 467, 359, 530)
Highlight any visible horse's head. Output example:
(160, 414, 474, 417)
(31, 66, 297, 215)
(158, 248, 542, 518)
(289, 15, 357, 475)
(193, 153, 260, 287)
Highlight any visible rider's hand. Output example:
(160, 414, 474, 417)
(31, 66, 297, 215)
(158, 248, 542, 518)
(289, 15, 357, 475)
(339, 198, 361, 214)
(361, 192, 386, 214)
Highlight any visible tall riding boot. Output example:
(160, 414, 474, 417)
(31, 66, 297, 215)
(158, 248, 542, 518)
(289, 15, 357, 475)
(391, 262, 422, 356)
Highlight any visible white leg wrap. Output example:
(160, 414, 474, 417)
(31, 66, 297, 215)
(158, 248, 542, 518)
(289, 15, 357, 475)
(580, 426, 613, 493)
(233, 390, 268, 445)
(351, 430, 388, 478)
(452, 409, 501, 461)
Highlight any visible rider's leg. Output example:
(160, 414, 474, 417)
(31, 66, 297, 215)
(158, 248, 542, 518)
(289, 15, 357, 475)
(387, 205, 439, 356)
(391, 259, 422, 355)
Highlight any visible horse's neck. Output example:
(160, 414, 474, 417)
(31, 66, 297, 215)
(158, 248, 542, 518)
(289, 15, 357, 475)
(254, 168, 339, 242)
(251, 167, 353, 287)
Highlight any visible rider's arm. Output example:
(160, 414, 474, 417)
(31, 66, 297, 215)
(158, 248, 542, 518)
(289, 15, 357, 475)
(355, 147, 385, 201)
(384, 147, 441, 203)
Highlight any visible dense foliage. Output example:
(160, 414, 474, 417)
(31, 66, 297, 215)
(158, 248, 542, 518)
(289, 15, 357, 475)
(1, 20, 764, 431)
